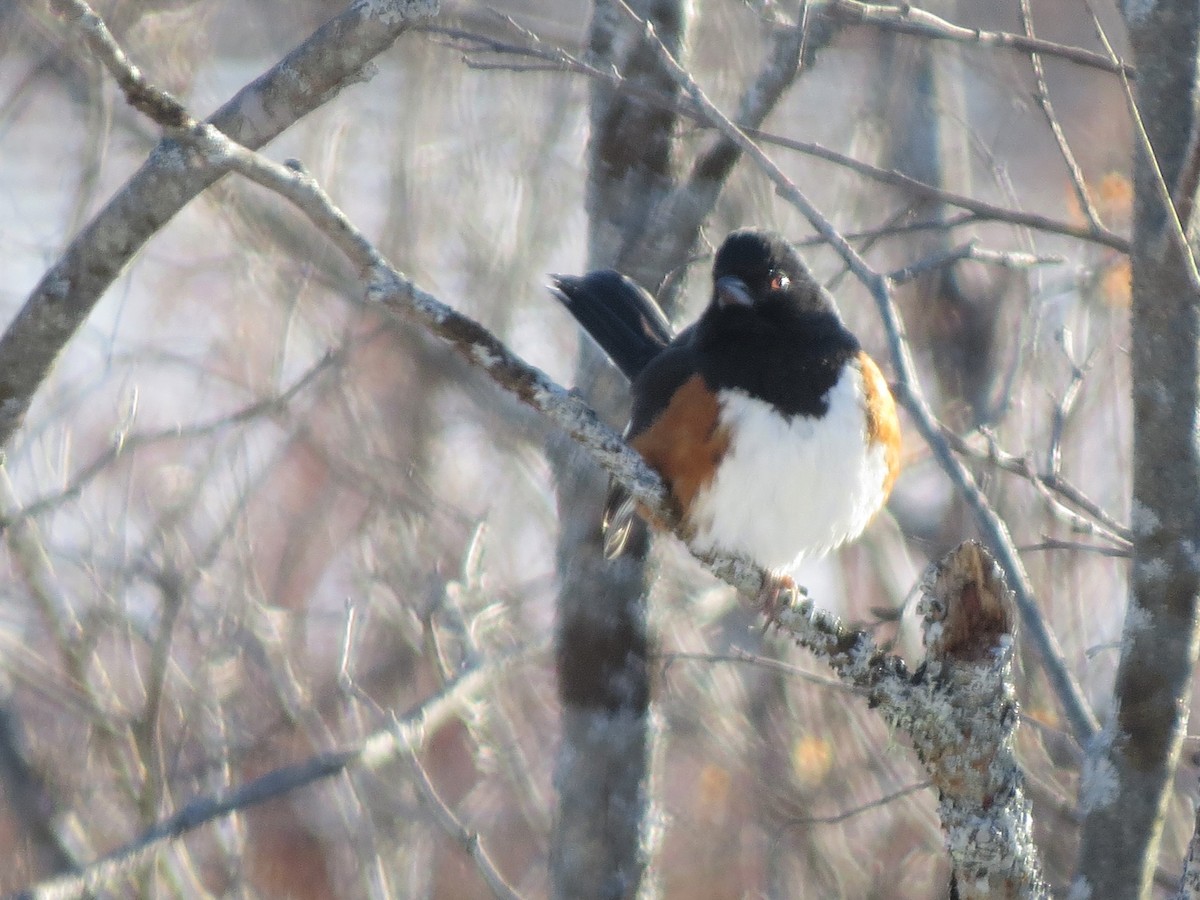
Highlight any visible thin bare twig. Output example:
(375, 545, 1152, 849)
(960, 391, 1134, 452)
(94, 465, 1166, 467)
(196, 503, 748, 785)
(796, 211, 983, 248)
(406, 752, 523, 900)
(45, 0, 190, 128)
(823, 0, 1133, 77)
(1016, 0, 1104, 232)
(657, 649, 867, 695)
(1047, 331, 1094, 478)
(783, 779, 933, 827)
(747, 128, 1129, 253)
(611, 0, 1098, 746)
(887, 241, 1063, 284)
(14, 658, 513, 900)
(1019, 539, 1131, 559)
(2, 347, 343, 529)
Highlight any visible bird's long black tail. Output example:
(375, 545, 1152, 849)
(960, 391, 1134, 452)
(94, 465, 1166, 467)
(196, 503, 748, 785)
(549, 270, 674, 381)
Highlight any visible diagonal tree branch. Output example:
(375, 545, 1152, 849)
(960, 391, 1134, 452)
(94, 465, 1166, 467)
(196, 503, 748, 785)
(433, 20, 1131, 253)
(748, 128, 1129, 252)
(611, 0, 1099, 747)
(822, 0, 1133, 77)
(1016, 0, 1104, 233)
(13, 656, 514, 900)
(0, 0, 439, 452)
(33, 12, 1052, 891)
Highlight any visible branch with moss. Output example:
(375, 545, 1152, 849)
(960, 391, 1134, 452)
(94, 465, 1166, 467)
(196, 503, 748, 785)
(611, 0, 1098, 747)
(22, 5, 1061, 892)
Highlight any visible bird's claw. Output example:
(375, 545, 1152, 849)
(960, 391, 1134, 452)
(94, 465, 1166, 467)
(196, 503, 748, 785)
(748, 573, 806, 625)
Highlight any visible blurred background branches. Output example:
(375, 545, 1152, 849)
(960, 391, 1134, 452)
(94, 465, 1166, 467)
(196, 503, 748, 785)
(0, 0, 1182, 897)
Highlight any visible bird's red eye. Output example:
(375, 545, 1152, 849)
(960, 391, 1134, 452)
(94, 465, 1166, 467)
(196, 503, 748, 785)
(769, 271, 790, 292)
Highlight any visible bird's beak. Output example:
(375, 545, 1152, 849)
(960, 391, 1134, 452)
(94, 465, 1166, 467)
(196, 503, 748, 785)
(715, 276, 754, 309)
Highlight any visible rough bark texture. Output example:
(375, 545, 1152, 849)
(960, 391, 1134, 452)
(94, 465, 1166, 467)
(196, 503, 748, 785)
(270, 162, 1048, 900)
(1178, 803, 1200, 900)
(1074, 3, 1200, 898)
(550, 3, 688, 898)
(765, 542, 1046, 897)
(917, 542, 1045, 899)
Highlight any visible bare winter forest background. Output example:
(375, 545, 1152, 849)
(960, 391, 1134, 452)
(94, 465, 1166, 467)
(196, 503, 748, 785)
(0, 0, 1193, 897)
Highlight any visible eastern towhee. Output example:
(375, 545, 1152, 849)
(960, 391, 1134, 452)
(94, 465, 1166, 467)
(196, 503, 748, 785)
(551, 228, 901, 610)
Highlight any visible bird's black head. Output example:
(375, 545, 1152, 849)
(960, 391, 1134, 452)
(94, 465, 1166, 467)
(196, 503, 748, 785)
(697, 229, 860, 413)
(709, 228, 832, 318)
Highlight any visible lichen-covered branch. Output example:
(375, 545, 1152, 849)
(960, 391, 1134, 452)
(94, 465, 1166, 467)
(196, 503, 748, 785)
(611, 0, 1098, 747)
(199, 114, 1045, 895)
(911, 543, 1045, 898)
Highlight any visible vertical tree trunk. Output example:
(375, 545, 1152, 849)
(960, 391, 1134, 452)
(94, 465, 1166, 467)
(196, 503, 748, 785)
(1074, 4, 1200, 897)
(550, 3, 689, 897)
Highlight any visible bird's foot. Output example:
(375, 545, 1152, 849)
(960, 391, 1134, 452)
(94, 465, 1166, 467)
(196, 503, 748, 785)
(747, 573, 806, 624)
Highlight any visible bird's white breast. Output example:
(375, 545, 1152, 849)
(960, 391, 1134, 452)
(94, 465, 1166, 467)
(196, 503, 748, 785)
(687, 361, 890, 571)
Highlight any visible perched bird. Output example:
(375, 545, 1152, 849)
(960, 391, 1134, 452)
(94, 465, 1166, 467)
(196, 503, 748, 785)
(550, 228, 900, 609)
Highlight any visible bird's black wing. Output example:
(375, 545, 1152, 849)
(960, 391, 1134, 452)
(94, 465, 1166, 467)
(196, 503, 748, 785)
(549, 270, 674, 380)
(602, 339, 702, 559)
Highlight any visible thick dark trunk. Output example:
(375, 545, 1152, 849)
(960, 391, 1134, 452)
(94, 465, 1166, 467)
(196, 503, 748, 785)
(549, 3, 688, 897)
(1074, 3, 1200, 897)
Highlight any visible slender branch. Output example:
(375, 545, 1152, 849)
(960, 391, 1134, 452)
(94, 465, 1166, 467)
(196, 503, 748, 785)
(1016, 0, 1104, 232)
(795, 211, 983, 247)
(783, 780, 932, 827)
(14, 659, 510, 900)
(611, 0, 1098, 746)
(886, 241, 1063, 285)
(1020, 539, 1131, 559)
(747, 128, 1130, 252)
(657, 650, 867, 695)
(45, 0, 191, 127)
(407, 752, 523, 900)
(822, 0, 1133, 77)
